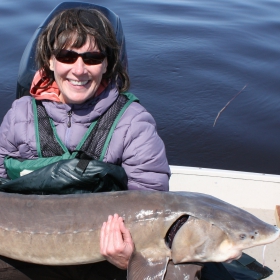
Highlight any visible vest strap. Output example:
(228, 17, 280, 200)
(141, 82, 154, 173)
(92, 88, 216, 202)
(33, 99, 67, 157)
(79, 94, 130, 160)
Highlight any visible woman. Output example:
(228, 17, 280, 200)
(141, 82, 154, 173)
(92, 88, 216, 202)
(0, 8, 170, 279)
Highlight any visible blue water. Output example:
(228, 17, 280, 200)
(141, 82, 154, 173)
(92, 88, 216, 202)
(0, 0, 280, 174)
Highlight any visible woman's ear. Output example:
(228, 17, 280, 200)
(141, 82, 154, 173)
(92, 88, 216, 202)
(49, 57, 54, 71)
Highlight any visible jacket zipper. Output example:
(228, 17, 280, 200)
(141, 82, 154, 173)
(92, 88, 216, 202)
(67, 111, 72, 128)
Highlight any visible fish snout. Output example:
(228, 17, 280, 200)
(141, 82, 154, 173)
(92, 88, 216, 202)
(238, 225, 280, 248)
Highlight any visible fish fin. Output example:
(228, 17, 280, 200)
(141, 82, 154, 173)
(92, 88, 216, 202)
(164, 262, 203, 280)
(128, 251, 169, 280)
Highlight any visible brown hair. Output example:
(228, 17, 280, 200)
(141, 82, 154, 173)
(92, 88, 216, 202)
(36, 8, 130, 92)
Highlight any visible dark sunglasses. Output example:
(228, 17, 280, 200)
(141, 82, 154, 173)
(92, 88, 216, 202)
(54, 50, 106, 65)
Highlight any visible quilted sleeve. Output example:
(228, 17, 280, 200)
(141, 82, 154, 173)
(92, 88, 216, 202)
(121, 104, 170, 191)
(0, 97, 36, 179)
(0, 106, 17, 178)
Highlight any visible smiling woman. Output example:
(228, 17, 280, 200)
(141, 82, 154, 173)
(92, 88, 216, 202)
(0, 3, 170, 280)
(49, 38, 108, 104)
(33, 8, 127, 104)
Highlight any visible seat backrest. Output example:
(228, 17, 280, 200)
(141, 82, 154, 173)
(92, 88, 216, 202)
(16, 1, 128, 98)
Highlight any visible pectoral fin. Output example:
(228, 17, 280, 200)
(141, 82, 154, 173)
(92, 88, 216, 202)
(128, 251, 169, 280)
(164, 262, 203, 280)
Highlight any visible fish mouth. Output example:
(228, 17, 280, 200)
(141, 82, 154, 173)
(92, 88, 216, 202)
(224, 252, 242, 263)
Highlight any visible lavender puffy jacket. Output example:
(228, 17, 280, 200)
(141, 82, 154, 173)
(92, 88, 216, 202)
(0, 85, 170, 191)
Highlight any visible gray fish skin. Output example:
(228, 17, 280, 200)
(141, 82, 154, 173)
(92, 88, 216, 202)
(0, 190, 278, 267)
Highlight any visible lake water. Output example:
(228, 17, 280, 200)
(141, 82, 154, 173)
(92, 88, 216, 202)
(0, 0, 280, 174)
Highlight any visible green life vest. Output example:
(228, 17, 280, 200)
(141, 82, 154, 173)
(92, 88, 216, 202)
(4, 92, 139, 180)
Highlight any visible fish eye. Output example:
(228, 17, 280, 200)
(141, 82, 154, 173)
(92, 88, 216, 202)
(239, 234, 246, 240)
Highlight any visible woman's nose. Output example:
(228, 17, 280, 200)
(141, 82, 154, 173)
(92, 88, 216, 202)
(71, 57, 87, 75)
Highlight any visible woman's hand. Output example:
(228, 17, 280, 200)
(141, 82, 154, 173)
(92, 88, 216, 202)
(100, 213, 134, 269)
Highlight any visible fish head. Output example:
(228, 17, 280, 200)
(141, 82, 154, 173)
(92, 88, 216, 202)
(170, 215, 279, 264)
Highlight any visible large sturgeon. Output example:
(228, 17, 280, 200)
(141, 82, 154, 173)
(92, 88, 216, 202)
(0, 190, 278, 279)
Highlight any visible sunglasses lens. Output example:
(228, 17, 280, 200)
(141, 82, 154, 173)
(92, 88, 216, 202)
(54, 50, 106, 65)
(55, 50, 78, 64)
(83, 53, 106, 65)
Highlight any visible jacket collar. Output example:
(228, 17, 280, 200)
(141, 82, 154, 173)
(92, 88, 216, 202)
(41, 83, 119, 124)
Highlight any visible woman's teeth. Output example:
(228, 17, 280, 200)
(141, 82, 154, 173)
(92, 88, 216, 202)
(69, 79, 88, 86)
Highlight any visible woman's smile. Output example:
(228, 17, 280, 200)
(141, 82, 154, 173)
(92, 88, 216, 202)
(67, 79, 90, 86)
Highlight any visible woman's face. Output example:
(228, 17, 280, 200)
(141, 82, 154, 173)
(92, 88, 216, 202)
(49, 38, 107, 104)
